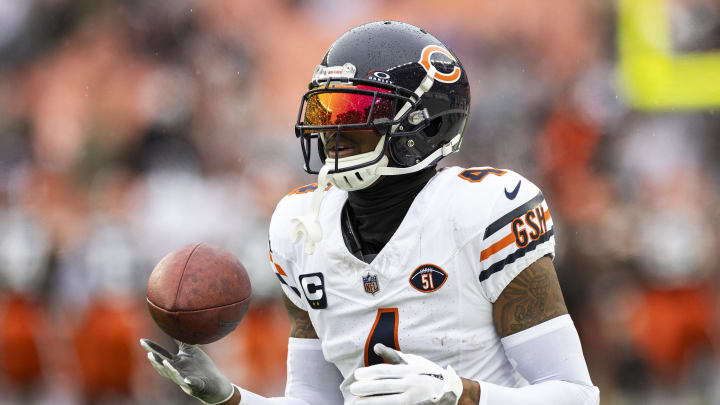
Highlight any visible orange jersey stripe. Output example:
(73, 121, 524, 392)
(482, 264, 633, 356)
(480, 232, 516, 261)
(480, 206, 552, 262)
(268, 251, 288, 276)
(274, 263, 288, 276)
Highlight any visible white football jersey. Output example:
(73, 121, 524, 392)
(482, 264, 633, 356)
(268, 166, 555, 404)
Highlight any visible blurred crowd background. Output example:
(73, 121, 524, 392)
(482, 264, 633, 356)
(0, 0, 718, 404)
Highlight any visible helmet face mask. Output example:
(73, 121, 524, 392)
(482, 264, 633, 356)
(294, 21, 470, 190)
(296, 77, 421, 174)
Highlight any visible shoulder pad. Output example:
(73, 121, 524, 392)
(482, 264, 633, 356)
(441, 166, 546, 238)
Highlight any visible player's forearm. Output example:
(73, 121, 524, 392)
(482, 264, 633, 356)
(212, 337, 343, 405)
(459, 377, 481, 405)
(483, 315, 599, 405)
(477, 380, 598, 404)
(461, 377, 597, 405)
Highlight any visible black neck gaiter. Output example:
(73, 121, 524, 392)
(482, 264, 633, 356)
(344, 166, 437, 257)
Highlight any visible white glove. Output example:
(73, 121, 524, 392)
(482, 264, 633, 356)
(140, 338, 235, 405)
(350, 344, 463, 405)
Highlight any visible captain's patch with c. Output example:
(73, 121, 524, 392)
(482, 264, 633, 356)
(408, 264, 448, 293)
(299, 273, 327, 309)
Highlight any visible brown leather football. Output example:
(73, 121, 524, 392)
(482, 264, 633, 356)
(146, 243, 251, 344)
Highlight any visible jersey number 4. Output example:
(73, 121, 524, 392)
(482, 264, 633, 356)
(458, 168, 506, 183)
(364, 308, 400, 366)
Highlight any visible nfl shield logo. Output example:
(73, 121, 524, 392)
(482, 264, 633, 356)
(362, 273, 380, 295)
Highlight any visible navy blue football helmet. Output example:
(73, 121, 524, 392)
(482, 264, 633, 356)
(295, 21, 471, 191)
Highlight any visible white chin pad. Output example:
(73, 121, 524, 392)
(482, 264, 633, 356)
(323, 135, 389, 191)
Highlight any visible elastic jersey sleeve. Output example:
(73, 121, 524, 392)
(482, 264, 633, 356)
(477, 173, 555, 302)
(268, 193, 313, 311)
(269, 248, 306, 311)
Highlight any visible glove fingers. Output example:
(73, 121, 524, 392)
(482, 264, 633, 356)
(147, 352, 163, 370)
(143, 341, 231, 405)
(373, 344, 406, 365)
(140, 338, 175, 361)
(350, 378, 408, 397)
(163, 359, 189, 387)
(354, 364, 414, 380)
(180, 384, 195, 397)
(355, 392, 409, 405)
(184, 376, 207, 392)
(147, 353, 172, 379)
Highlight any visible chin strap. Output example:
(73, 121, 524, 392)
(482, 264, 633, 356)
(376, 133, 462, 176)
(290, 165, 330, 255)
(324, 135, 389, 191)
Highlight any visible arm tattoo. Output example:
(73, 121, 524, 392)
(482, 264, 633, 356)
(459, 378, 481, 405)
(493, 255, 568, 337)
(282, 294, 318, 339)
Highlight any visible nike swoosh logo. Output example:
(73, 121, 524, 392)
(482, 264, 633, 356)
(504, 180, 521, 200)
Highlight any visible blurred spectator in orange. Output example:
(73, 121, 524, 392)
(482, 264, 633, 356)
(0, 293, 48, 399)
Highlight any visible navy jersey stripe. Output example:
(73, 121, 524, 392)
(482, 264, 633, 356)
(483, 191, 545, 240)
(275, 273, 301, 297)
(478, 227, 554, 282)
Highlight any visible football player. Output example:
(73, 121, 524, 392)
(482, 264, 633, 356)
(141, 21, 599, 405)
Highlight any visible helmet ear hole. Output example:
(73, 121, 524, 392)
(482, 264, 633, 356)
(423, 117, 443, 138)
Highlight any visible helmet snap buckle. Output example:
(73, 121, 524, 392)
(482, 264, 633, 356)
(408, 108, 429, 125)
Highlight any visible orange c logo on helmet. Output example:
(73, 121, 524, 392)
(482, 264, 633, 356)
(418, 45, 461, 83)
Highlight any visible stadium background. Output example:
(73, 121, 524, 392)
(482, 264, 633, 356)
(0, 0, 718, 404)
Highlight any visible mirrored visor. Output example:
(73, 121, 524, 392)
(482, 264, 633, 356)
(303, 85, 394, 127)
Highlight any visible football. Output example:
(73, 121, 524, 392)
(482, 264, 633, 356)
(146, 243, 252, 344)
